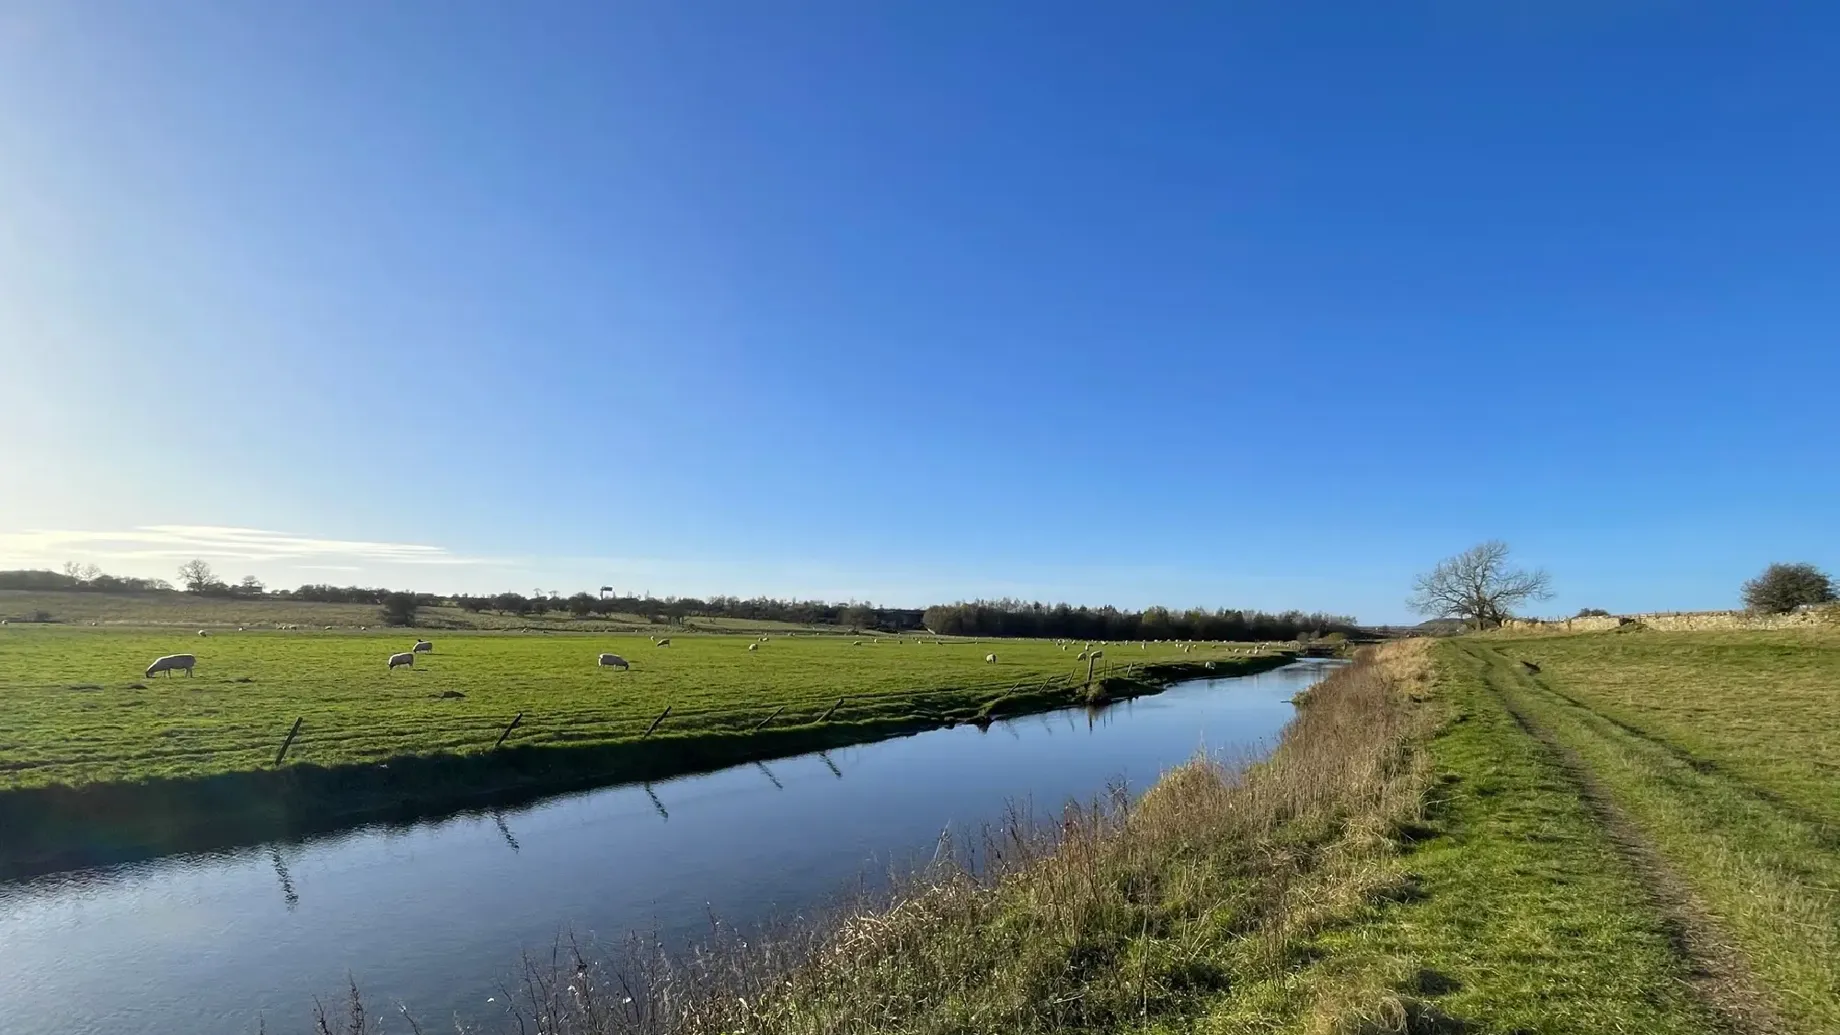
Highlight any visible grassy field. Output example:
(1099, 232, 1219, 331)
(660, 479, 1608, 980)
(1463, 630, 1840, 1032)
(459, 630, 1840, 1035)
(0, 626, 1274, 791)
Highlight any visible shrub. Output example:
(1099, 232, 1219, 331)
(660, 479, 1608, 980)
(380, 592, 420, 627)
(1741, 562, 1836, 614)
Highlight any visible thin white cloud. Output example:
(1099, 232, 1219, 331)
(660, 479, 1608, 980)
(0, 525, 506, 567)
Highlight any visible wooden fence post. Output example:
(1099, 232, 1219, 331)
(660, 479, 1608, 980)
(819, 697, 846, 722)
(752, 705, 786, 732)
(643, 705, 672, 739)
(274, 717, 304, 766)
(494, 711, 524, 749)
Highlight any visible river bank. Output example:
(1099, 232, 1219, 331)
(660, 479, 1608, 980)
(0, 651, 1291, 879)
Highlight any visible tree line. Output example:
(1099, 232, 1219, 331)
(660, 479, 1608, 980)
(0, 566, 173, 593)
(454, 590, 928, 631)
(920, 600, 1359, 642)
(4, 561, 1363, 638)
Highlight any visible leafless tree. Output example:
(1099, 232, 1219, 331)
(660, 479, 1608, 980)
(176, 558, 220, 594)
(61, 561, 101, 583)
(1408, 541, 1552, 629)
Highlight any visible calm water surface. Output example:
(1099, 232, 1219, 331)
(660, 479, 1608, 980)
(0, 661, 1337, 1034)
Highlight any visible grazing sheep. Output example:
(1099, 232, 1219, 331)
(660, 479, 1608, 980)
(747, 642, 759, 652)
(146, 654, 197, 678)
(388, 651, 415, 671)
(1077, 651, 1089, 660)
(238, 627, 245, 632)
(985, 653, 998, 664)
(324, 625, 333, 631)
(413, 639, 433, 653)
(198, 630, 209, 637)
(654, 638, 671, 647)
(853, 640, 864, 646)
(760, 635, 769, 642)
(598, 653, 629, 669)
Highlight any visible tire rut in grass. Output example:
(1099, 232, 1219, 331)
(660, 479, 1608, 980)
(1465, 643, 1787, 1035)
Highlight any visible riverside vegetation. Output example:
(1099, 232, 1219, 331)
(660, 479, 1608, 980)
(366, 629, 1840, 1034)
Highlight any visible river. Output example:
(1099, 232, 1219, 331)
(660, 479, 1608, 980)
(0, 660, 1338, 1034)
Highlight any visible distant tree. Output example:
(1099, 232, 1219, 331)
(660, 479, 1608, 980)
(176, 559, 224, 594)
(61, 561, 102, 583)
(566, 592, 597, 617)
(380, 591, 419, 627)
(491, 591, 530, 615)
(1408, 541, 1552, 630)
(1741, 563, 1835, 614)
(237, 575, 266, 597)
(1574, 607, 1612, 618)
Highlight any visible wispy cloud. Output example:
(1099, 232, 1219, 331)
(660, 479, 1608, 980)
(0, 526, 506, 567)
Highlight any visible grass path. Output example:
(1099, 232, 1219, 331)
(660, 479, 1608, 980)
(1251, 640, 1725, 1035)
(1463, 640, 1840, 1033)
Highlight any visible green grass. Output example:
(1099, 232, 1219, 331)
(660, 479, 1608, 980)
(1469, 632, 1840, 1031)
(0, 625, 1268, 790)
(1496, 628, 1840, 827)
(1172, 639, 1721, 1035)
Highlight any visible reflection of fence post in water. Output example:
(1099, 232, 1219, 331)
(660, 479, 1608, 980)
(818, 751, 843, 779)
(493, 810, 520, 853)
(269, 846, 299, 911)
(644, 782, 670, 821)
(753, 760, 783, 790)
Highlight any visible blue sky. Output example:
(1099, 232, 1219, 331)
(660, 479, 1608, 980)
(2, 3, 1836, 623)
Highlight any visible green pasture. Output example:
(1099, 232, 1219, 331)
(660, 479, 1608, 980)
(0, 627, 1269, 790)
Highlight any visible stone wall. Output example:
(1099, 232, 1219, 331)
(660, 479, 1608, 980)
(1503, 607, 1840, 634)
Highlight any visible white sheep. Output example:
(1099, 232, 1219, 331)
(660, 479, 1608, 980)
(145, 654, 196, 678)
(388, 651, 415, 671)
(748, 642, 759, 652)
(760, 635, 769, 642)
(655, 638, 671, 647)
(197, 630, 209, 637)
(413, 639, 433, 653)
(1077, 651, 1089, 660)
(985, 653, 998, 663)
(853, 640, 864, 646)
(598, 653, 629, 669)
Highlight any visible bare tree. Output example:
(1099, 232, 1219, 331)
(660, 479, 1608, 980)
(176, 558, 220, 594)
(1409, 541, 1552, 629)
(61, 561, 101, 583)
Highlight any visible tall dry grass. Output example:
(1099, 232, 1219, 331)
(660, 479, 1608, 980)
(336, 644, 1436, 1035)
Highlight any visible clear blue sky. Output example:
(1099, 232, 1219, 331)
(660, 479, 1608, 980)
(2, 3, 1836, 623)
